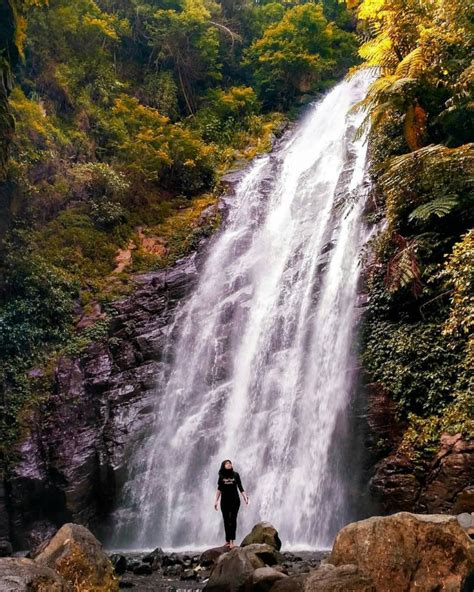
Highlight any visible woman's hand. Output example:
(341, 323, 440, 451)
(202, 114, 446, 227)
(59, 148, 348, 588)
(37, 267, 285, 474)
(214, 502, 219, 511)
(243, 493, 249, 505)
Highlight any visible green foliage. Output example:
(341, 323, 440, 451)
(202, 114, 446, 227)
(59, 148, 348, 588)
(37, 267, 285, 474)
(194, 86, 259, 144)
(245, 3, 357, 107)
(378, 144, 473, 230)
(106, 95, 216, 194)
(140, 71, 179, 118)
(69, 162, 129, 227)
(0, 241, 77, 358)
(362, 317, 468, 416)
(0, 237, 77, 452)
(352, 0, 473, 145)
(33, 207, 121, 282)
(356, 0, 474, 459)
(408, 196, 458, 223)
(439, 230, 474, 338)
(62, 318, 110, 357)
(400, 391, 474, 461)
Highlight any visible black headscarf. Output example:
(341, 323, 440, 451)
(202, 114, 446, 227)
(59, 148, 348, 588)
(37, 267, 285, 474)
(219, 459, 234, 478)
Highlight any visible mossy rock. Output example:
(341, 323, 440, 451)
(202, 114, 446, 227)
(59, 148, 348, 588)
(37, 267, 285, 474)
(34, 523, 118, 592)
(240, 522, 282, 551)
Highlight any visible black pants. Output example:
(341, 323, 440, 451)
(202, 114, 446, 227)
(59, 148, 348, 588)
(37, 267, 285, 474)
(221, 499, 240, 541)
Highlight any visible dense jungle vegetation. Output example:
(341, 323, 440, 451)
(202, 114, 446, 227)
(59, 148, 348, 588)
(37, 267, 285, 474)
(0, 0, 473, 468)
(353, 0, 473, 461)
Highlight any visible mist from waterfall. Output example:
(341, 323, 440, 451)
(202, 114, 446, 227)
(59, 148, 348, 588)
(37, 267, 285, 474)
(111, 71, 373, 551)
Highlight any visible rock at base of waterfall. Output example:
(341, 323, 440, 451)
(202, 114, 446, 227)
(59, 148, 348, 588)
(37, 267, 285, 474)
(164, 563, 184, 577)
(251, 566, 287, 591)
(204, 547, 256, 592)
(0, 539, 13, 557)
(269, 574, 309, 592)
(200, 545, 231, 567)
(133, 562, 152, 575)
(34, 523, 118, 591)
(181, 567, 198, 580)
(328, 512, 474, 591)
(241, 544, 283, 567)
(241, 523, 282, 551)
(0, 557, 68, 591)
(142, 546, 165, 570)
(304, 564, 375, 592)
(110, 553, 127, 575)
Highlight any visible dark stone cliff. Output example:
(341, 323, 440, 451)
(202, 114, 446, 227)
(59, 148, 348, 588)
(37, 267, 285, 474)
(2, 251, 203, 550)
(363, 384, 473, 516)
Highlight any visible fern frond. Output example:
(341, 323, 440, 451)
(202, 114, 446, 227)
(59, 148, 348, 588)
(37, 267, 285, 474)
(409, 196, 458, 222)
(395, 47, 427, 78)
(386, 234, 422, 297)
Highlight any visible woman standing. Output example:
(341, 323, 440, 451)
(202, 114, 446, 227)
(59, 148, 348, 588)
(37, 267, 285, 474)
(214, 459, 249, 548)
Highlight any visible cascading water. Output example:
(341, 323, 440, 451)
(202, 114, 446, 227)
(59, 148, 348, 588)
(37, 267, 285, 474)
(112, 71, 373, 550)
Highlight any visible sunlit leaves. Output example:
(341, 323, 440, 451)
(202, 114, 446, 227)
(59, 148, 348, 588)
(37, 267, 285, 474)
(246, 3, 356, 107)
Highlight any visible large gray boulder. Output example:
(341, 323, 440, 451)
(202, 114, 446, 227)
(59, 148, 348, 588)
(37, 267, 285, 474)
(34, 523, 118, 591)
(269, 574, 309, 592)
(241, 544, 283, 567)
(204, 547, 256, 592)
(200, 545, 230, 567)
(250, 566, 287, 592)
(304, 564, 375, 592)
(328, 512, 474, 591)
(241, 523, 282, 551)
(0, 557, 69, 591)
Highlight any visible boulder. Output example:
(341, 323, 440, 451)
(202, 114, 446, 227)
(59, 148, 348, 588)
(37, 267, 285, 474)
(242, 543, 283, 566)
(200, 544, 230, 567)
(181, 568, 198, 580)
(142, 546, 164, 569)
(204, 547, 255, 592)
(304, 564, 375, 592)
(241, 523, 282, 551)
(0, 539, 13, 557)
(162, 551, 185, 566)
(250, 566, 287, 592)
(0, 557, 68, 591)
(110, 553, 127, 575)
(132, 562, 152, 575)
(164, 563, 183, 577)
(269, 574, 309, 592)
(329, 512, 474, 591)
(34, 523, 118, 591)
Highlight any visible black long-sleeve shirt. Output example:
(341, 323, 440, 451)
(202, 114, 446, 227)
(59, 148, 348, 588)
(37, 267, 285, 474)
(218, 471, 244, 504)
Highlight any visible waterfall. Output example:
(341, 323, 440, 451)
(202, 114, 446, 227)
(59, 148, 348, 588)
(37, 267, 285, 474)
(112, 71, 373, 551)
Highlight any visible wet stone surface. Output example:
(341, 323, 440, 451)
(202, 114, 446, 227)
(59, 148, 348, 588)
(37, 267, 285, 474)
(112, 549, 329, 591)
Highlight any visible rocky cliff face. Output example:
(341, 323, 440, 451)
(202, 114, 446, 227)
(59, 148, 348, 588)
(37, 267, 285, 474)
(363, 383, 474, 516)
(3, 249, 203, 550)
